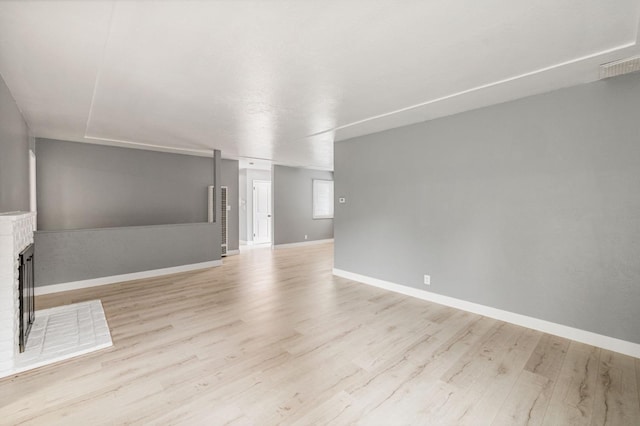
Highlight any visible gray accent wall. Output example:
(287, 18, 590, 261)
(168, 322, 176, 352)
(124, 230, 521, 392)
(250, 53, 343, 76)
(35, 223, 219, 287)
(33, 140, 224, 288)
(273, 165, 333, 245)
(0, 74, 30, 213)
(335, 72, 640, 344)
(221, 159, 239, 251)
(36, 138, 215, 230)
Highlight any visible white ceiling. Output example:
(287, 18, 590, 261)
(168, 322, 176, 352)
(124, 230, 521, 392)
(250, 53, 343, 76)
(1, 1, 640, 170)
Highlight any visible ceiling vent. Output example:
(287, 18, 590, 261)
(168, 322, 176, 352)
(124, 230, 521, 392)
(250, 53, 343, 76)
(599, 56, 640, 79)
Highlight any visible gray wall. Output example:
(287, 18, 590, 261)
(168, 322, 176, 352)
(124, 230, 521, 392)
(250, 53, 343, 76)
(273, 165, 334, 245)
(36, 138, 215, 230)
(335, 72, 640, 344)
(33, 140, 224, 288)
(0, 73, 30, 213)
(221, 159, 239, 251)
(35, 223, 220, 287)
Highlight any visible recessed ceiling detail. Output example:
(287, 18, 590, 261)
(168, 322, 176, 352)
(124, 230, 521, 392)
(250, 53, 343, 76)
(1, 1, 639, 169)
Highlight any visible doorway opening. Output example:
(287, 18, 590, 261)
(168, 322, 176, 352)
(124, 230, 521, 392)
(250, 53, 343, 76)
(239, 162, 272, 249)
(252, 180, 272, 245)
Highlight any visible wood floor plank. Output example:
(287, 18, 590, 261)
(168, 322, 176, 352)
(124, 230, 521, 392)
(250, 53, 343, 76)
(492, 370, 554, 426)
(542, 342, 601, 425)
(435, 326, 542, 425)
(290, 390, 355, 426)
(0, 243, 637, 425)
(492, 334, 570, 426)
(590, 350, 640, 426)
(525, 334, 571, 380)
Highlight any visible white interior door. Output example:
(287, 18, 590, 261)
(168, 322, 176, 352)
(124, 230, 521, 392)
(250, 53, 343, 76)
(252, 180, 272, 244)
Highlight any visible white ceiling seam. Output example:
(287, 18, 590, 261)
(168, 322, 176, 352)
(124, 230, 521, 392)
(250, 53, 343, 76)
(84, 1, 116, 139)
(333, 40, 639, 141)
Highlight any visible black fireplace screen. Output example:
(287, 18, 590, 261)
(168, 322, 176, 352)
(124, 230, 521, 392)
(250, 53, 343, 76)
(19, 243, 35, 353)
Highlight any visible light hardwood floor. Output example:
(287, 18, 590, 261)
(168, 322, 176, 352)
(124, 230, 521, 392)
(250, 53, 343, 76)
(1, 242, 639, 425)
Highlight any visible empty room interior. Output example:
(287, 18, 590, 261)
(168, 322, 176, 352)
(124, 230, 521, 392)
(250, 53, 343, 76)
(1, 1, 640, 424)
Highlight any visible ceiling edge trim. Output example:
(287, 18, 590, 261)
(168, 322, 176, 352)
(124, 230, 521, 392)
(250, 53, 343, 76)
(83, 135, 214, 157)
(325, 40, 637, 137)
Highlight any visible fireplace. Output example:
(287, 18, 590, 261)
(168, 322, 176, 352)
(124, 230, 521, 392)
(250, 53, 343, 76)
(0, 211, 36, 376)
(1, 212, 112, 378)
(18, 244, 35, 353)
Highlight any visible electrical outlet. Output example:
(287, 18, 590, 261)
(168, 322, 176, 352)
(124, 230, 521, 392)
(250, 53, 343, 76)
(424, 275, 431, 286)
(304, 235, 308, 240)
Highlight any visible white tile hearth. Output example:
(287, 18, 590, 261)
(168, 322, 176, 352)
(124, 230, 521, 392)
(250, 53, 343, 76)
(10, 300, 112, 376)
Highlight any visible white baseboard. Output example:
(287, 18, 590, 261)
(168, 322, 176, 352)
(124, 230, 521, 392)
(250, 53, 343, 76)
(225, 250, 240, 256)
(36, 260, 223, 296)
(273, 239, 334, 249)
(332, 268, 640, 359)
